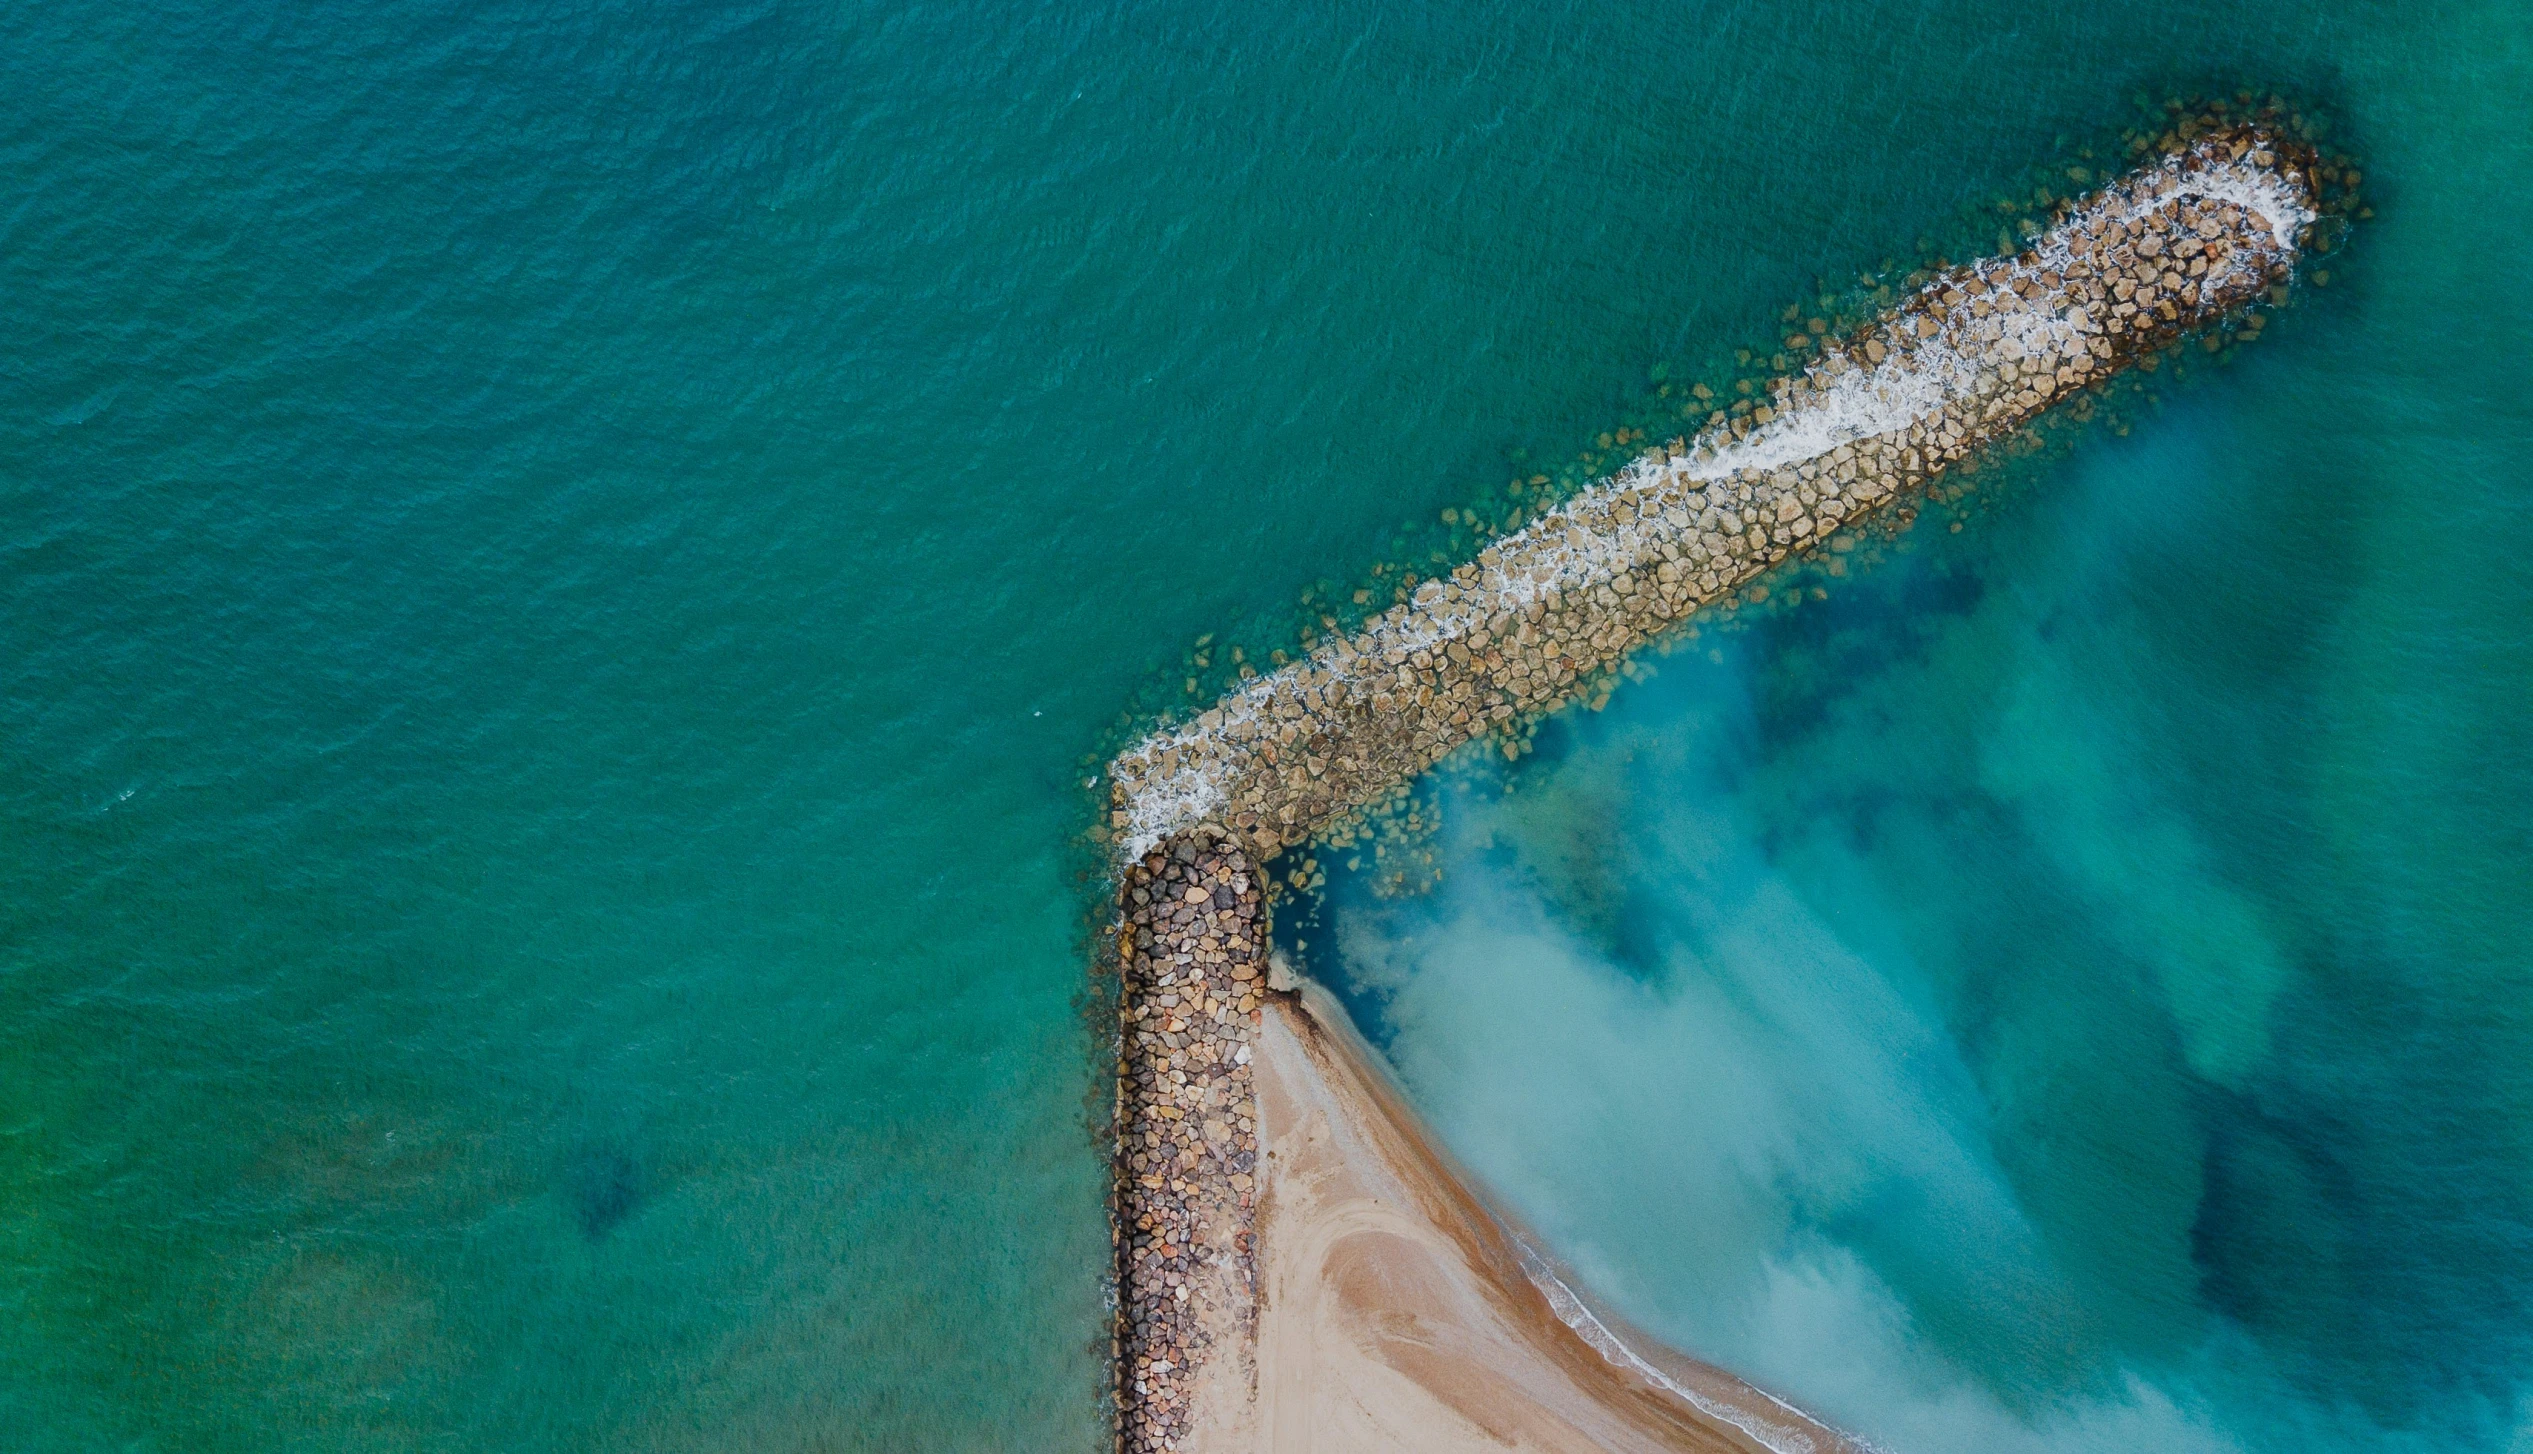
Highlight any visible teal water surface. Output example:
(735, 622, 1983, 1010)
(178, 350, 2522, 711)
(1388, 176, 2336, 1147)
(4, 0, 2526, 1449)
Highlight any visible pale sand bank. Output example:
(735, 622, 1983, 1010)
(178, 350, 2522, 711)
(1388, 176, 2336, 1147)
(1185, 981, 1861, 1454)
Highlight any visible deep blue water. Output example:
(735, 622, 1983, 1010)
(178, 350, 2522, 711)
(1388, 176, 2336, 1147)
(5, 0, 2528, 1448)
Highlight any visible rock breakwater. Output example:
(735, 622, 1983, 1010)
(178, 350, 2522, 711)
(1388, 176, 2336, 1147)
(1105, 124, 2317, 867)
(1113, 826, 1268, 1453)
(1109, 122, 2322, 1451)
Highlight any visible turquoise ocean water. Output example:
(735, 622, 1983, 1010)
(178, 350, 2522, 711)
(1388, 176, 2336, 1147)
(4, 0, 2527, 1449)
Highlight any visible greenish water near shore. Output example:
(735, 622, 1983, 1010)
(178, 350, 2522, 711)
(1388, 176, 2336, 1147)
(4, 0, 2526, 1448)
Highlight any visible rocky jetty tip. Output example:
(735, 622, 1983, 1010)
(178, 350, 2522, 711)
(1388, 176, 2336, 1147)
(1109, 122, 2320, 1452)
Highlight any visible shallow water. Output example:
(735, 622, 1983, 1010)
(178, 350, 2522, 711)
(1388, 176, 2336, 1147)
(4, 0, 2527, 1448)
(1303, 48, 2533, 1445)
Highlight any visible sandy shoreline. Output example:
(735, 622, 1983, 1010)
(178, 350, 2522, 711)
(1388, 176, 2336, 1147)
(1217, 981, 1860, 1454)
(1109, 834, 1857, 1452)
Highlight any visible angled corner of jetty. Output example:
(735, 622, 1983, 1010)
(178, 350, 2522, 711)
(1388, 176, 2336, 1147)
(1102, 122, 2319, 1454)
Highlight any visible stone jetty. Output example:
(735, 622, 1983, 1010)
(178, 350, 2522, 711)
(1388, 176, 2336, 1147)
(1113, 826, 1267, 1453)
(1106, 124, 2317, 865)
(1109, 123, 2320, 1452)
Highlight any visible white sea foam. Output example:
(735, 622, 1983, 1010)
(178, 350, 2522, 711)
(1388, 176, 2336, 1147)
(1111, 136, 2314, 862)
(1516, 1238, 1841, 1454)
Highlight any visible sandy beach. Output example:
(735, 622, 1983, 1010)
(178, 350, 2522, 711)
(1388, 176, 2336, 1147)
(1187, 980, 1858, 1454)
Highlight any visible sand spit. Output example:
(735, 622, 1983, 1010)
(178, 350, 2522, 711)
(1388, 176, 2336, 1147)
(1238, 982, 1864, 1454)
(1111, 831, 1858, 1454)
(1110, 126, 2319, 1452)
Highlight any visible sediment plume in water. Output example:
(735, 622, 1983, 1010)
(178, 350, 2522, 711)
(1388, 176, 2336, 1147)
(1109, 831, 1864, 1454)
(1107, 121, 2321, 1454)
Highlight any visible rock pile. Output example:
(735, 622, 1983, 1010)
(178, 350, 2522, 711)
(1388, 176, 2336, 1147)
(1112, 825, 1267, 1453)
(1108, 122, 2322, 1453)
(1106, 124, 2318, 867)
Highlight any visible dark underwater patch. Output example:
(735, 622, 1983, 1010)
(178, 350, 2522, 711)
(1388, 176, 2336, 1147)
(567, 1144, 648, 1240)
